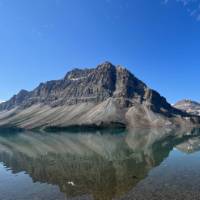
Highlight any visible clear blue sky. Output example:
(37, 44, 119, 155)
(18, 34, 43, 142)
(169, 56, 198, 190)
(0, 0, 200, 103)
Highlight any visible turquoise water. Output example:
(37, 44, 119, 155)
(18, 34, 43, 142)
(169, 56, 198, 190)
(0, 128, 200, 200)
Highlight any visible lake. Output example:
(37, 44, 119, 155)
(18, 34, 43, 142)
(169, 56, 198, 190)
(0, 128, 200, 200)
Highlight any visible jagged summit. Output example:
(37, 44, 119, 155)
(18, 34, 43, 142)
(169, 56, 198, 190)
(0, 62, 199, 130)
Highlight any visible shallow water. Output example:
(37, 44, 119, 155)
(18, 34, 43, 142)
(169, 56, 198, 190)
(0, 128, 200, 200)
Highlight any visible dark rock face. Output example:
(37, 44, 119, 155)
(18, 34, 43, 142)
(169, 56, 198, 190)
(174, 100, 200, 116)
(0, 62, 199, 129)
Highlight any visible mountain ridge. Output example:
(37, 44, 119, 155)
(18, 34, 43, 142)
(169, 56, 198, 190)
(0, 62, 199, 130)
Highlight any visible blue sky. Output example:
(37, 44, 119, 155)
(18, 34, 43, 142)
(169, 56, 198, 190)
(0, 0, 200, 103)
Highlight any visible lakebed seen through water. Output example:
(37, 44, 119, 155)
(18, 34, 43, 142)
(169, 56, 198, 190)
(0, 128, 200, 200)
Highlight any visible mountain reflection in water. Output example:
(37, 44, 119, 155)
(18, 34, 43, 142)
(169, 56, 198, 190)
(0, 128, 200, 200)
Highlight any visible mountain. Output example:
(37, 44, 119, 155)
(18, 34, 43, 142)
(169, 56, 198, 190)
(174, 100, 200, 116)
(0, 62, 199, 130)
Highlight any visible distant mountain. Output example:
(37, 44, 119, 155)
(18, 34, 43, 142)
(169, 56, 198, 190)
(0, 62, 199, 130)
(174, 100, 200, 116)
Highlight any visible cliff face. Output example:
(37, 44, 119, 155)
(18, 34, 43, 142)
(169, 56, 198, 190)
(0, 62, 199, 129)
(174, 100, 200, 116)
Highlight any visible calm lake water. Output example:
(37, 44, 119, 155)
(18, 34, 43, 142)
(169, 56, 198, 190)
(0, 128, 200, 200)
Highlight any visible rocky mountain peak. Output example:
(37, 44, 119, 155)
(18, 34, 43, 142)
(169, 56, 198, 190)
(175, 99, 200, 106)
(0, 62, 180, 112)
(96, 61, 115, 70)
(0, 62, 199, 129)
(174, 99, 200, 107)
(174, 99, 200, 116)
